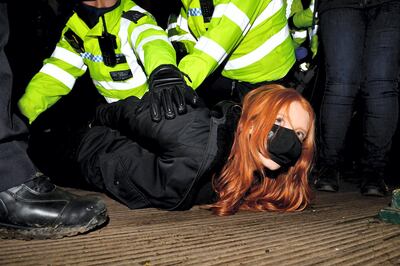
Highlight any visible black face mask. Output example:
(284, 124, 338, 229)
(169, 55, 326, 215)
(267, 124, 302, 167)
(75, 1, 118, 28)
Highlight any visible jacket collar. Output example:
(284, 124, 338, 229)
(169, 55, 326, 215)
(67, 0, 124, 39)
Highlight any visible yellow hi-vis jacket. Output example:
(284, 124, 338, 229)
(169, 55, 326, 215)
(168, 0, 296, 90)
(285, 0, 318, 58)
(19, 0, 176, 124)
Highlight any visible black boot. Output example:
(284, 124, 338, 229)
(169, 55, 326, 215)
(314, 165, 340, 192)
(0, 173, 108, 240)
(360, 170, 389, 197)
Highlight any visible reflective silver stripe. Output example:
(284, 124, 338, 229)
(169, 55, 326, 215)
(52, 46, 86, 70)
(310, 24, 318, 37)
(286, 0, 294, 18)
(310, 0, 315, 13)
(93, 77, 146, 91)
(136, 35, 171, 64)
(253, 0, 283, 29)
(131, 24, 164, 47)
(212, 4, 228, 18)
(120, 17, 134, 52)
(40, 63, 75, 89)
(169, 34, 197, 43)
(177, 15, 190, 32)
(104, 97, 119, 103)
(195, 36, 227, 64)
(292, 30, 307, 39)
(223, 3, 250, 32)
(171, 14, 197, 43)
(169, 15, 197, 43)
(119, 18, 148, 89)
(167, 22, 177, 31)
(224, 25, 290, 70)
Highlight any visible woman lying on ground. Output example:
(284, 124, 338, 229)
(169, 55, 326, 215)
(32, 84, 315, 216)
(210, 85, 315, 215)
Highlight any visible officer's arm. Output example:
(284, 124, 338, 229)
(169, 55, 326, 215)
(167, 9, 197, 62)
(178, 0, 264, 89)
(18, 27, 87, 124)
(291, 0, 314, 29)
(124, 5, 177, 76)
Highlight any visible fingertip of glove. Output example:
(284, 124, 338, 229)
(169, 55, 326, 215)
(151, 116, 162, 122)
(151, 109, 162, 122)
(165, 113, 176, 120)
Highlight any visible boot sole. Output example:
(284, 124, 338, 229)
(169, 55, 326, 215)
(0, 209, 108, 240)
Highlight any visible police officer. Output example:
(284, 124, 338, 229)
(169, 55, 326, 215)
(0, 1, 108, 240)
(18, 0, 198, 124)
(285, 0, 319, 94)
(167, 0, 296, 107)
(286, 0, 318, 62)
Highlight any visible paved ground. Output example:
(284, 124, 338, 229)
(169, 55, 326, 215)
(1, 182, 399, 266)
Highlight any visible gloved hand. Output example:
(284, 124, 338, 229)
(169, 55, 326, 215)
(147, 64, 199, 122)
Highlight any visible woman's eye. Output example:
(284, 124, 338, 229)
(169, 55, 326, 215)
(275, 117, 284, 125)
(296, 131, 305, 141)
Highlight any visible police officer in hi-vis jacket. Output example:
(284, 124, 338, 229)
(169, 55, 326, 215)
(167, 0, 296, 106)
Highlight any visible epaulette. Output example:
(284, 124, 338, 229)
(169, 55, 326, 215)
(122, 10, 146, 24)
(64, 28, 85, 53)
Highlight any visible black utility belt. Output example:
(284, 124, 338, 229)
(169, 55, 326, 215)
(221, 76, 286, 91)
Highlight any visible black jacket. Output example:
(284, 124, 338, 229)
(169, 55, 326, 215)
(76, 95, 241, 210)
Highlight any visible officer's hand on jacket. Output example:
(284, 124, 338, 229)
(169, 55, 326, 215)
(148, 64, 199, 122)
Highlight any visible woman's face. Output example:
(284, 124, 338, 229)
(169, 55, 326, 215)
(259, 101, 311, 170)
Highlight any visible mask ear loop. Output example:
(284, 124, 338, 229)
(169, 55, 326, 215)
(266, 124, 280, 152)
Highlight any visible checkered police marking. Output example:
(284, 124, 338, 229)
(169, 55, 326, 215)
(80, 53, 125, 63)
(81, 52, 103, 62)
(188, 8, 202, 17)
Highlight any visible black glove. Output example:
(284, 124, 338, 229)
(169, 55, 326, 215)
(148, 64, 199, 122)
(93, 96, 140, 132)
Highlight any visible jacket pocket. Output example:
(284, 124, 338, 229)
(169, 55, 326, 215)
(101, 154, 151, 209)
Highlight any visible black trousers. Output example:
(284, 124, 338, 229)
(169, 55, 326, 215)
(0, 3, 36, 191)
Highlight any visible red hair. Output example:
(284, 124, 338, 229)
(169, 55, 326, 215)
(210, 84, 315, 216)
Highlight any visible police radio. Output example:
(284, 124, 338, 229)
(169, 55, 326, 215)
(98, 15, 117, 67)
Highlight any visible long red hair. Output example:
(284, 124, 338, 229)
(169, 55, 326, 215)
(210, 84, 315, 216)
